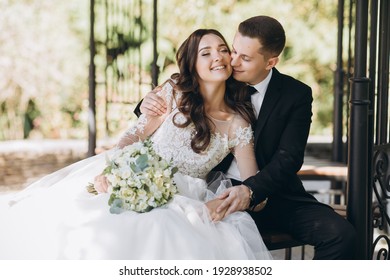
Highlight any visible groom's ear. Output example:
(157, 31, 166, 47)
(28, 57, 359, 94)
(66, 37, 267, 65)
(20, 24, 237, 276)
(265, 57, 279, 70)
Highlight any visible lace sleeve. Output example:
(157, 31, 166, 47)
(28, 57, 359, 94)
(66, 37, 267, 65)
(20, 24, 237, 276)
(228, 116, 259, 181)
(117, 81, 177, 148)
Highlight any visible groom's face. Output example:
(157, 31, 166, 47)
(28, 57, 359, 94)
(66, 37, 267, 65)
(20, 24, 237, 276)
(231, 32, 273, 85)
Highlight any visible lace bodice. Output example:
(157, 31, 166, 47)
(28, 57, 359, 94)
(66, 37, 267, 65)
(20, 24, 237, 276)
(119, 81, 258, 180)
(150, 109, 253, 179)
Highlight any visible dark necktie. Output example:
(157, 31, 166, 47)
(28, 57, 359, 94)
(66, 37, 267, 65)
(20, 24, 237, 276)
(247, 86, 258, 95)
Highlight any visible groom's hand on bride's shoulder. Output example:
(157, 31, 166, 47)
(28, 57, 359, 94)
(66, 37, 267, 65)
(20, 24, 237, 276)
(216, 185, 251, 217)
(140, 86, 167, 116)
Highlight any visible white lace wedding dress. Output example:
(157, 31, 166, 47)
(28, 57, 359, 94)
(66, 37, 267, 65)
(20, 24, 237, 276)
(0, 82, 272, 260)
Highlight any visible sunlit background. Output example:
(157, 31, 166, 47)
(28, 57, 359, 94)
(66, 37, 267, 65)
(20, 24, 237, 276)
(0, 0, 342, 142)
(0, 0, 349, 193)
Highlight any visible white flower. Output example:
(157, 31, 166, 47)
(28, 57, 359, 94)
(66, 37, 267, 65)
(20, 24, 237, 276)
(118, 179, 127, 187)
(163, 169, 171, 177)
(140, 147, 148, 154)
(103, 138, 177, 213)
(107, 174, 119, 186)
(118, 166, 132, 179)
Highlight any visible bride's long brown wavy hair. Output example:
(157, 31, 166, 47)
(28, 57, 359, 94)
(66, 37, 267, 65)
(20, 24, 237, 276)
(168, 29, 256, 154)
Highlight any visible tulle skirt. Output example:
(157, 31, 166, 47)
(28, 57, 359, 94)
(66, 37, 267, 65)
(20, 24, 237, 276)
(0, 151, 271, 260)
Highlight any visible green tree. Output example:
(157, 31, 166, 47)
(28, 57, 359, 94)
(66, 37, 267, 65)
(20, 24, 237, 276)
(0, 0, 89, 140)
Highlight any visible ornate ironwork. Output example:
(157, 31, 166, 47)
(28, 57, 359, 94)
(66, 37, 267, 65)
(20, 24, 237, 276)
(372, 233, 390, 260)
(368, 0, 390, 260)
(348, 0, 390, 259)
(371, 148, 390, 259)
(91, 0, 154, 138)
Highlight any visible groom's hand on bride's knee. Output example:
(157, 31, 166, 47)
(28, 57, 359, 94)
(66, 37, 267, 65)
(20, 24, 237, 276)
(216, 185, 251, 217)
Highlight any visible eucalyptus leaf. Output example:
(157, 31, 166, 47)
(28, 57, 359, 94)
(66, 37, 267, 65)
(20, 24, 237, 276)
(130, 162, 140, 173)
(109, 198, 124, 214)
(136, 154, 149, 171)
(110, 205, 124, 214)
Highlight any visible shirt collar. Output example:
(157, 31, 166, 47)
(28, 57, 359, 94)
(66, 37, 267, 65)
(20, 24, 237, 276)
(249, 68, 273, 95)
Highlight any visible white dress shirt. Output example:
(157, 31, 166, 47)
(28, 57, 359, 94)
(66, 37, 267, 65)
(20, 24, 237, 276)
(225, 69, 273, 180)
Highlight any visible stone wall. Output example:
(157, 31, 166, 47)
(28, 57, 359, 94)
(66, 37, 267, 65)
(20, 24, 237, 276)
(0, 140, 88, 193)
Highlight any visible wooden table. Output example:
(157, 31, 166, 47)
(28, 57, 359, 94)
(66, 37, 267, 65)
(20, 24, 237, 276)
(298, 156, 348, 181)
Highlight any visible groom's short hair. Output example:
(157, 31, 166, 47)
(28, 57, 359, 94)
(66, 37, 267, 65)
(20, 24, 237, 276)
(238, 15, 286, 58)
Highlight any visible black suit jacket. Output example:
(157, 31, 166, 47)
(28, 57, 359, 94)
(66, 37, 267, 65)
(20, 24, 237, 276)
(215, 68, 317, 205)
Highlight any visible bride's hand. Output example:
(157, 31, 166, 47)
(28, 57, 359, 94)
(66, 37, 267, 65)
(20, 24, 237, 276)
(94, 174, 109, 193)
(205, 198, 228, 222)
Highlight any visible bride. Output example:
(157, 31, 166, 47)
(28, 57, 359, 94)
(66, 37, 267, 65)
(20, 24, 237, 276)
(0, 29, 272, 260)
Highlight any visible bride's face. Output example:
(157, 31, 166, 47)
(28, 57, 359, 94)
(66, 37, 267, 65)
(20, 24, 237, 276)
(195, 34, 232, 83)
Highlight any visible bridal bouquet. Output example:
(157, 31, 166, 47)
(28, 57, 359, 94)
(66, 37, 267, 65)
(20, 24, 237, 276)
(92, 138, 178, 214)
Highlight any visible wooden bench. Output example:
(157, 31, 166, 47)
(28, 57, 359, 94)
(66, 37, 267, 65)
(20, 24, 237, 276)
(262, 230, 306, 259)
(262, 157, 348, 259)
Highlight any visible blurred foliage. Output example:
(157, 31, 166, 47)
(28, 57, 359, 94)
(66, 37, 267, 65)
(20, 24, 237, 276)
(0, 0, 343, 141)
(0, 0, 89, 140)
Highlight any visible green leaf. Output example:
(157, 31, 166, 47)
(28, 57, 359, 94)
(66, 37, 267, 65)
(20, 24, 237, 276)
(109, 198, 124, 214)
(130, 162, 140, 173)
(136, 154, 149, 171)
(103, 165, 112, 175)
(108, 193, 117, 206)
(171, 166, 178, 175)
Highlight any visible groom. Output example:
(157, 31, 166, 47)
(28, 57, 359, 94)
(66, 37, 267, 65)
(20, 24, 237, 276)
(136, 15, 357, 259)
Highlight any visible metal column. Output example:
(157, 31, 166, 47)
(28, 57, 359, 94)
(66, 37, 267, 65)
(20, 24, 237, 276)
(88, 0, 97, 157)
(333, 0, 346, 163)
(347, 0, 371, 259)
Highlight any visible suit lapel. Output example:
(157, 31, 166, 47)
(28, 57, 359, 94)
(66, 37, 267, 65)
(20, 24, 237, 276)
(253, 69, 282, 149)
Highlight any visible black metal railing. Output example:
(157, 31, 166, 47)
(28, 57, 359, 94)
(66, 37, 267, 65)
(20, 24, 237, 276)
(369, 0, 390, 260)
(348, 0, 390, 259)
(372, 146, 390, 259)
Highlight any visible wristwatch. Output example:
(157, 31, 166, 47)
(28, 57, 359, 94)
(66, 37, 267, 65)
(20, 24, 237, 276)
(247, 186, 268, 212)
